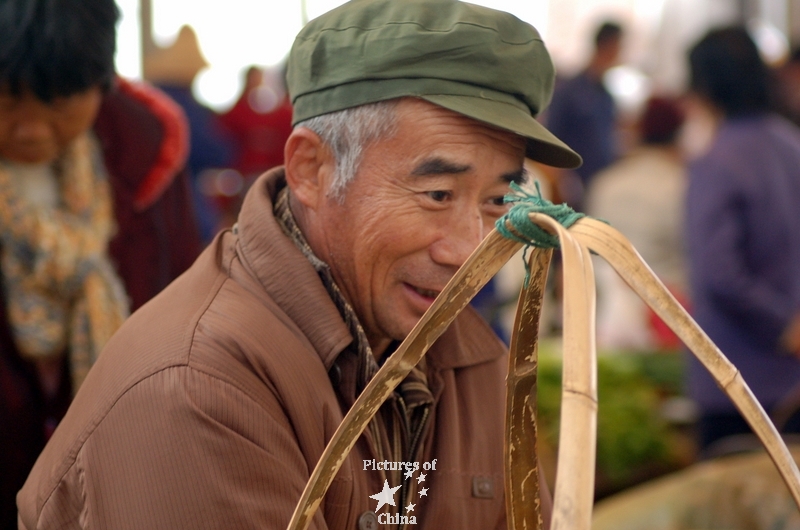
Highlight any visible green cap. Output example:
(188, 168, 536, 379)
(287, 0, 581, 169)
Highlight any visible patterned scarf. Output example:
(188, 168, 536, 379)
(274, 187, 433, 525)
(0, 134, 129, 393)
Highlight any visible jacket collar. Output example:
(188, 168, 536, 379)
(236, 169, 352, 369)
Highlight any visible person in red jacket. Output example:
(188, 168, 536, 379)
(0, 1, 201, 527)
(220, 65, 294, 180)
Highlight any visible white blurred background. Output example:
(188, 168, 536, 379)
(114, 0, 800, 113)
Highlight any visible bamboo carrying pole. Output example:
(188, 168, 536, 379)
(286, 211, 800, 530)
(525, 214, 599, 530)
(569, 217, 800, 510)
(504, 247, 551, 530)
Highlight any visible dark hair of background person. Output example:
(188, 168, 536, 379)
(791, 46, 800, 64)
(689, 26, 770, 117)
(595, 21, 623, 48)
(0, 0, 119, 102)
(640, 96, 686, 145)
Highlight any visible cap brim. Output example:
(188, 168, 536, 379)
(421, 94, 582, 169)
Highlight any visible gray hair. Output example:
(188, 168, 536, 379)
(295, 99, 399, 200)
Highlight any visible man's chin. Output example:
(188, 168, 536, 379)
(390, 314, 429, 343)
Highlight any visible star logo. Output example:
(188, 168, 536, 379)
(404, 469, 414, 480)
(406, 502, 416, 513)
(370, 480, 402, 511)
(416, 473, 427, 484)
(419, 487, 429, 497)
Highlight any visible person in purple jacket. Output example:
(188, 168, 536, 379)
(686, 26, 800, 453)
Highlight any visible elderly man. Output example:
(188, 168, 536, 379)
(18, 1, 580, 528)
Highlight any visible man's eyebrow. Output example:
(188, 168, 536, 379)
(411, 157, 471, 176)
(501, 167, 529, 185)
(410, 156, 528, 184)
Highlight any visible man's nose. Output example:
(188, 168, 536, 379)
(429, 212, 487, 268)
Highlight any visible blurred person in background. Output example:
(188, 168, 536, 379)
(0, 0, 201, 526)
(220, 64, 293, 181)
(537, 20, 624, 339)
(685, 27, 800, 453)
(217, 64, 293, 231)
(545, 20, 624, 211)
(773, 47, 800, 128)
(145, 25, 235, 242)
(586, 96, 688, 351)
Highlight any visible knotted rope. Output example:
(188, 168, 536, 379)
(496, 181, 586, 285)
(496, 181, 585, 248)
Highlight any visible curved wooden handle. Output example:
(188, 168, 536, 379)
(504, 247, 551, 530)
(526, 213, 599, 530)
(569, 217, 800, 511)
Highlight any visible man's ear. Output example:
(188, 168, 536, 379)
(284, 127, 335, 210)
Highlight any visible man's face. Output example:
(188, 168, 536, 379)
(0, 87, 103, 164)
(312, 98, 526, 355)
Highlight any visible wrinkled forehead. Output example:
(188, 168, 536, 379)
(393, 98, 527, 155)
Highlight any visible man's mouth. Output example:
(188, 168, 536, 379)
(409, 285, 440, 299)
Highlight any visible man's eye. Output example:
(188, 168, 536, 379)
(427, 190, 451, 202)
(490, 196, 506, 207)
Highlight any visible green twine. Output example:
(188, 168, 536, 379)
(496, 181, 585, 247)
(495, 181, 586, 285)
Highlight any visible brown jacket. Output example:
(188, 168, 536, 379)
(18, 171, 509, 530)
